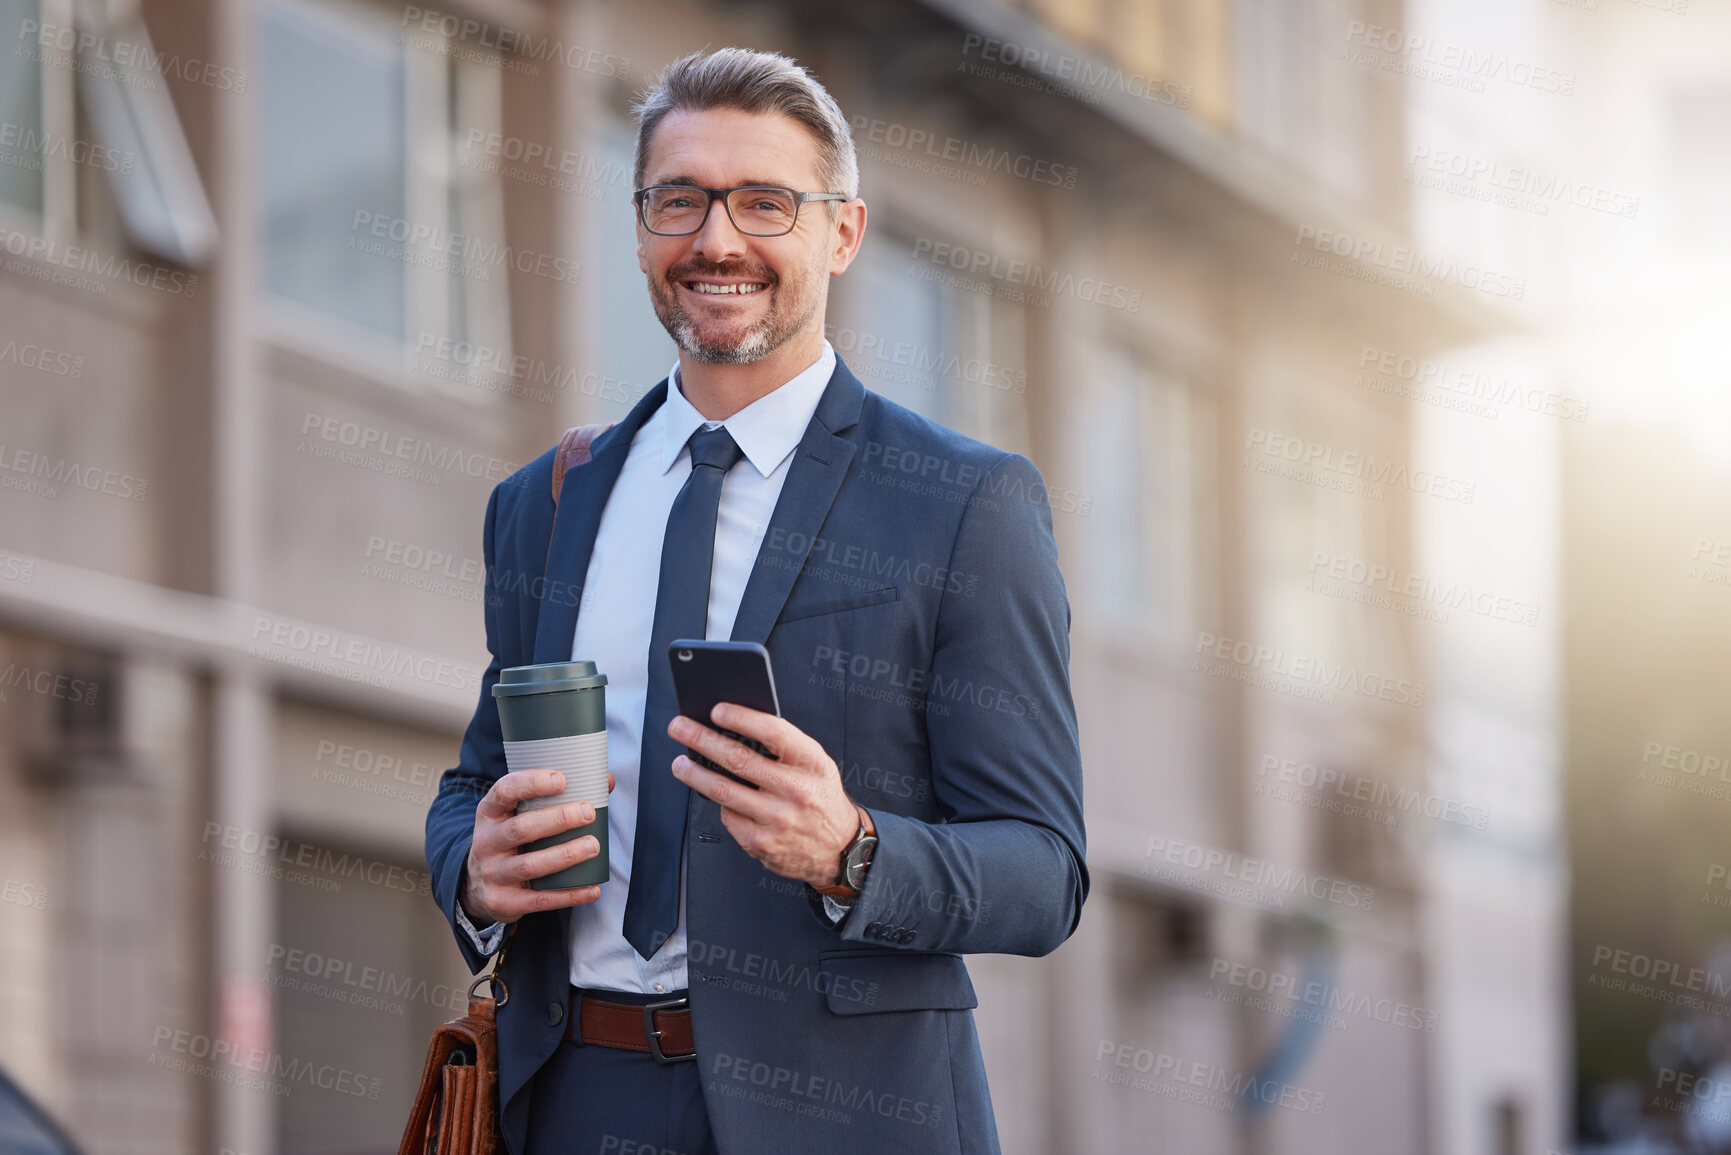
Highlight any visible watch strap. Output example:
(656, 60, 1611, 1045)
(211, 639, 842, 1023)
(811, 804, 876, 898)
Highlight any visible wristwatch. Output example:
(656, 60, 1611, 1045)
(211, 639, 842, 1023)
(810, 804, 877, 899)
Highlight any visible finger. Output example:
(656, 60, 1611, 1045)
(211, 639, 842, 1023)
(669, 717, 781, 790)
(670, 715, 818, 804)
(491, 881, 605, 919)
(671, 754, 790, 828)
(707, 703, 820, 766)
(502, 832, 605, 885)
(478, 769, 567, 819)
(492, 800, 597, 852)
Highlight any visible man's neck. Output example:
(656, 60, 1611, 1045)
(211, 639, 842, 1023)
(676, 330, 826, 421)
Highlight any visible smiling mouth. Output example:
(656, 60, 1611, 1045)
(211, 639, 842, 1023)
(682, 279, 769, 296)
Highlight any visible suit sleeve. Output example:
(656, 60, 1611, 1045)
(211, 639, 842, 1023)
(831, 451, 1089, 956)
(425, 481, 512, 975)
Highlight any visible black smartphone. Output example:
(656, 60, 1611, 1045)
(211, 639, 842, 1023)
(667, 639, 781, 789)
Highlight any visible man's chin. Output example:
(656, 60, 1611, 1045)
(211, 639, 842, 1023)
(674, 320, 783, 365)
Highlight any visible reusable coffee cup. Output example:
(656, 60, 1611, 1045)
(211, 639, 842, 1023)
(492, 660, 610, 889)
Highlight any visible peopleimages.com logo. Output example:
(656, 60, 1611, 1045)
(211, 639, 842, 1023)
(1142, 835, 1376, 910)
(1293, 225, 1526, 300)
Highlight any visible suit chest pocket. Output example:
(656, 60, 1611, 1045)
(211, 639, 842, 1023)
(776, 584, 899, 624)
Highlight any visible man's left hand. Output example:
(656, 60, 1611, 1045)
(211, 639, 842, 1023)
(668, 704, 859, 888)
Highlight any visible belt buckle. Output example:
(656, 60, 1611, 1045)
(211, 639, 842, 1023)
(642, 995, 694, 1064)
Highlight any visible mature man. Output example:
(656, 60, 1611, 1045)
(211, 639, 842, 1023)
(425, 46, 1087, 1155)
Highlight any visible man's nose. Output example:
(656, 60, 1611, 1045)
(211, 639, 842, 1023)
(690, 194, 749, 261)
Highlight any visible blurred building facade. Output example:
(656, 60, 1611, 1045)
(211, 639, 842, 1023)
(0, 0, 1566, 1152)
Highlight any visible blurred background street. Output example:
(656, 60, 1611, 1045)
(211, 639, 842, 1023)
(1, 0, 1728, 1151)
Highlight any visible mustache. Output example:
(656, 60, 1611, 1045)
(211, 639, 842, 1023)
(667, 262, 775, 283)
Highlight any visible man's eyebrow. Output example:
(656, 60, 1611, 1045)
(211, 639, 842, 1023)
(646, 176, 800, 188)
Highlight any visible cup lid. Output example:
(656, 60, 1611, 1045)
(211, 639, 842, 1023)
(492, 660, 608, 697)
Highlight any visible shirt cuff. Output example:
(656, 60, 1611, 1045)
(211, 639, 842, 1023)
(821, 893, 854, 923)
(455, 896, 507, 956)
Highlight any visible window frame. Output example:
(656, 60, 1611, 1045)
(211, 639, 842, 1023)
(0, 0, 83, 243)
(257, 0, 513, 403)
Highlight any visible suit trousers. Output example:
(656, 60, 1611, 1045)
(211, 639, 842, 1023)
(523, 985, 719, 1155)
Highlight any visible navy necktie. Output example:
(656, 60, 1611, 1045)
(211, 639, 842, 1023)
(624, 424, 745, 959)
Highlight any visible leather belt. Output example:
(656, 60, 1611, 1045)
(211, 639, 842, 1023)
(565, 990, 696, 1064)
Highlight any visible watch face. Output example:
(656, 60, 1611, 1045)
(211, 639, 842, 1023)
(845, 835, 878, 889)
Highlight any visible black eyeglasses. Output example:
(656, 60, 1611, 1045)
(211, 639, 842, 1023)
(633, 184, 851, 237)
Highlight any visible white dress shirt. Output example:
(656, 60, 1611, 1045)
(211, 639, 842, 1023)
(456, 339, 853, 992)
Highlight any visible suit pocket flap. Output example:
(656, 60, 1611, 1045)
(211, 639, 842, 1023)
(818, 951, 978, 1016)
(777, 585, 899, 624)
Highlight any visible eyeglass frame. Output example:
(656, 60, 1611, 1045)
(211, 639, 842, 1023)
(632, 184, 853, 237)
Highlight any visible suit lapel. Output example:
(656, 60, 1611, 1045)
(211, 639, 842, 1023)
(730, 358, 867, 645)
(531, 380, 669, 664)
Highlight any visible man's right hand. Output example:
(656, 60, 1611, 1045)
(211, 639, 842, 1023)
(459, 768, 616, 925)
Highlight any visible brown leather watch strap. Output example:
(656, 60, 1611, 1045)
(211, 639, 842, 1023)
(566, 994, 694, 1058)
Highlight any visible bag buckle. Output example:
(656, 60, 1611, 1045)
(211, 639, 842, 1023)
(642, 996, 694, 1064)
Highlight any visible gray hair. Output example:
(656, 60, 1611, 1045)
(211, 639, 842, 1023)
(632, 47, 859, 213)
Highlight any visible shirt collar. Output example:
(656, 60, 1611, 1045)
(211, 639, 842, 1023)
(657, 339, 837, 478)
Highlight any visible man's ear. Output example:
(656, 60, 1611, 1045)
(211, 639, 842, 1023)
(829, 199, 867, 276)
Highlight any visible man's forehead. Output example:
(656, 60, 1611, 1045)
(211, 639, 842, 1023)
(645, 107, 825, 187)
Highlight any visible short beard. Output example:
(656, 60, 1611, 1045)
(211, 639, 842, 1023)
(650, 256, 822, 365)
(668, 308, 783, 365)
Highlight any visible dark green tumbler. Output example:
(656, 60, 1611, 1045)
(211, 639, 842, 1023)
(492, 660, 610, 889)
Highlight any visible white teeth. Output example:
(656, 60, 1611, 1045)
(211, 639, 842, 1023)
(690, 281, 766, 295)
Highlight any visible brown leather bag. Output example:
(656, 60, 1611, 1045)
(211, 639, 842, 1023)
(397, 422, 615, 1155)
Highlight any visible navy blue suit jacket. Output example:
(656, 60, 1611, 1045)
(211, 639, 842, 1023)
(425, 356, 1089, 1154)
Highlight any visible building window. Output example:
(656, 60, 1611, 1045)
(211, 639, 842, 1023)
(1, 0, 216, 260)
(1078, 345, 1197, 644)
(1252, 416, 1411, 699)
(1234, 0, 1376, 207)
(260, 0, 509, 360)
(1109, 882, 1209, 1003)
(1086, 350, 1144, 618)
(838, 228, 951, 425)
(582, 118, 674, 420)
(0, 0, 84, 237)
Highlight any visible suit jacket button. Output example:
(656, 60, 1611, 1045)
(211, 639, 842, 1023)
(866, 921, 882, 937)
(547, 1000, 565, 1026)
(899, 928, 916, 943)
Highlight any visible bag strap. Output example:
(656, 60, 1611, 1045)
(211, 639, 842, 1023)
(513, 422, 610, 977)
(551, 423, 615, 506)
(469, 921, 519, 1006)
(540, 420, 614, 645)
